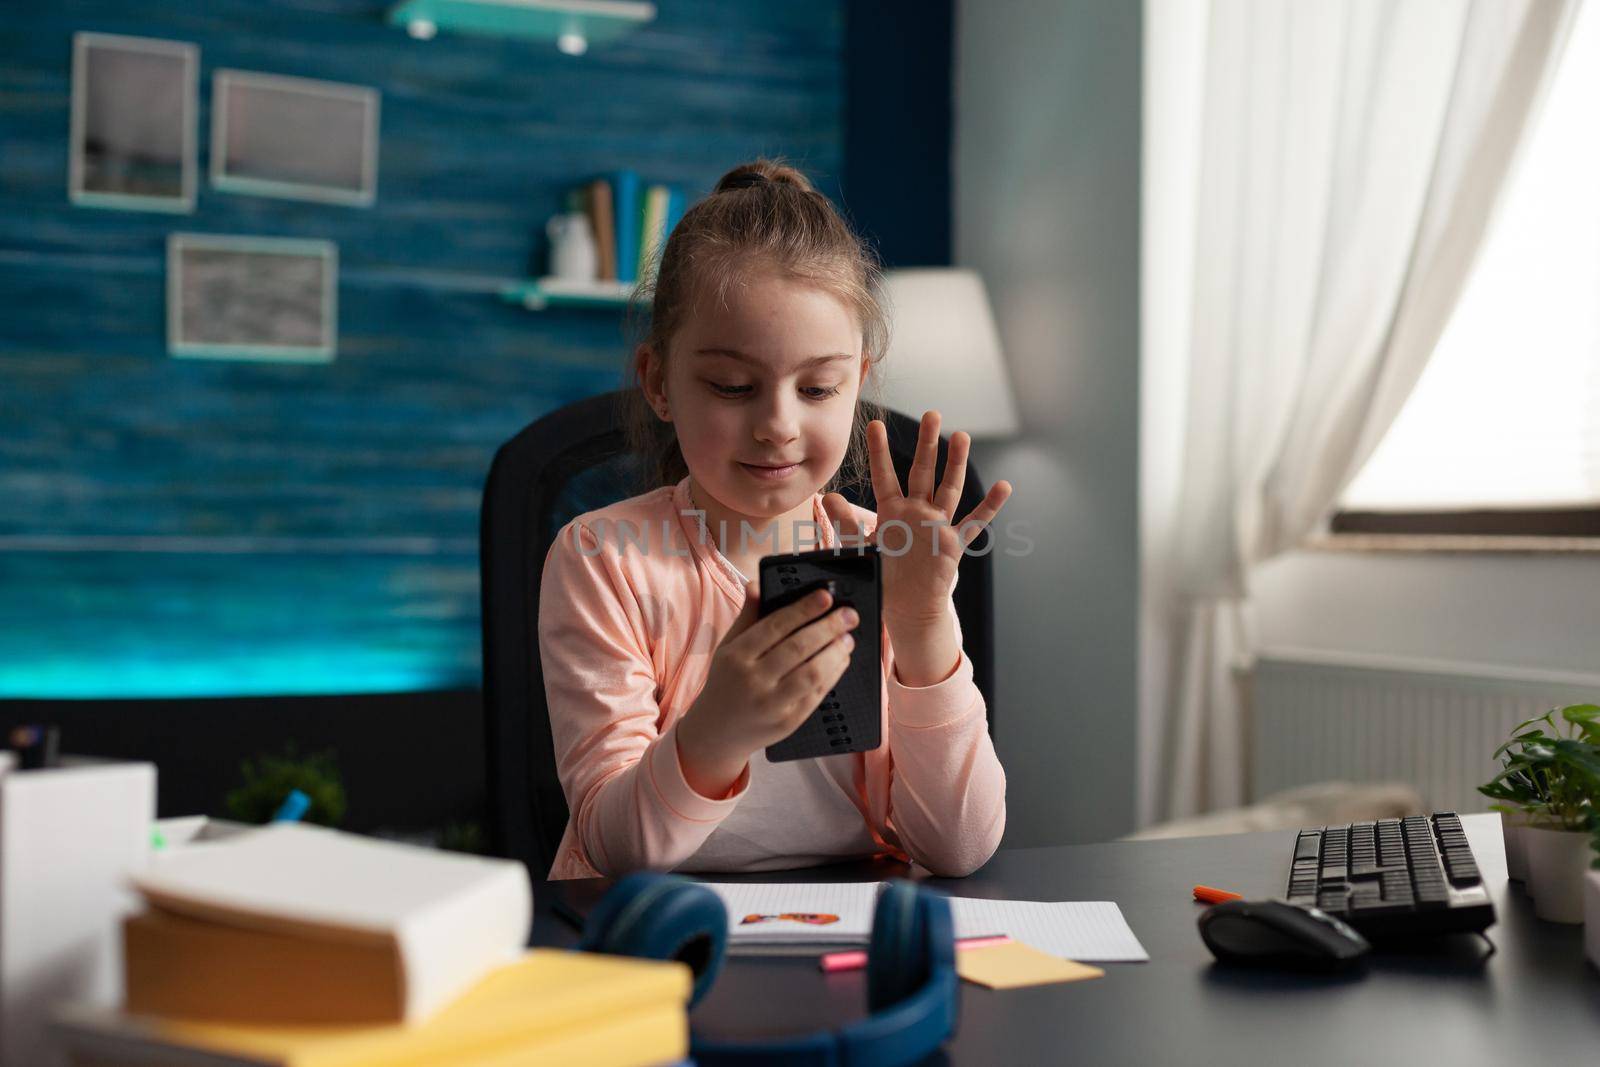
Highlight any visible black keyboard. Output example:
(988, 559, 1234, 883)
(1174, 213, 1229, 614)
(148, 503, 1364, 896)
(1284, 812, 1495, 939)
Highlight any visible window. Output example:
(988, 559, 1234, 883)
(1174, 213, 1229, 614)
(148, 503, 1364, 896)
(1333, 1, 1600, 540)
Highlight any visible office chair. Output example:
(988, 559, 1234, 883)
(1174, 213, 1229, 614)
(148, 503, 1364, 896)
(479, 388, 998, 877)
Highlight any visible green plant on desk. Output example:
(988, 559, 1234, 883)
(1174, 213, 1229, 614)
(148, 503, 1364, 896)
(1478, 704, 1600, 867)
(225, 744, 347, 827)
(437, 820, 489, 855)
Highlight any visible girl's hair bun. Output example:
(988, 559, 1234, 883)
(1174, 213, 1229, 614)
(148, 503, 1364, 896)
(714, 160, 814, 195)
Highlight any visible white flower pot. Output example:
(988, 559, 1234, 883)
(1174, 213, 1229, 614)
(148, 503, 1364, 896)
(1585, 871, 1600, 970)
(1501, 810, 1531, 882)
(1523, 825, 1591, 924)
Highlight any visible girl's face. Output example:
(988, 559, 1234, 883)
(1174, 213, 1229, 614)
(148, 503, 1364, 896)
(642, 269, 868, 526)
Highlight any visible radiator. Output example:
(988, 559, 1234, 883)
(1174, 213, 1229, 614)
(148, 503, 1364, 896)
(1251, 650, 1600, 814)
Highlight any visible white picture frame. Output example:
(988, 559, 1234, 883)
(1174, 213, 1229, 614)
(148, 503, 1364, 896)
(211, 70, 380, 207)
(69, 32, 198, 213)
(167, 233, 338, 363)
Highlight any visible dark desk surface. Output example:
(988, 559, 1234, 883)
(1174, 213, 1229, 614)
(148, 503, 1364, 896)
(531, 814, 1600, 1064)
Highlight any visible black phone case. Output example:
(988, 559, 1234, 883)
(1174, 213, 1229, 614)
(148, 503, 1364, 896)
(759, 546, 882, 762)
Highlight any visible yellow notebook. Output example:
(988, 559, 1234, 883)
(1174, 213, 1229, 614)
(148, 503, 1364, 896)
(54, 950, 690, 1067)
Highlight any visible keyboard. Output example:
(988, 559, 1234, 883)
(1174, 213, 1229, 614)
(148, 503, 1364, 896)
(1284, 812, 1495, 939)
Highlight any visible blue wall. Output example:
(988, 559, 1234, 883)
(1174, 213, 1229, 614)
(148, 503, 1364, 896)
(0, 0, 845, 697)
(842, 0, 952, 268)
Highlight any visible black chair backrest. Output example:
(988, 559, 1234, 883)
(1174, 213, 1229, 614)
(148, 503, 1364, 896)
(479, 389, 997, 876)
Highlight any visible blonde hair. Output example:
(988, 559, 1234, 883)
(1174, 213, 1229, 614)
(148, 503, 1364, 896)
(619, 157, 889, 497)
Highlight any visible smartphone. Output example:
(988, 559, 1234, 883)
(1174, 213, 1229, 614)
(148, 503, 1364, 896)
(758, 545, 882, 762)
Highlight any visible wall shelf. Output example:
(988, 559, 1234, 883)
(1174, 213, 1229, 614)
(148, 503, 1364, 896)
(500, 276, 637, 310)
(388, 0, 656, 53)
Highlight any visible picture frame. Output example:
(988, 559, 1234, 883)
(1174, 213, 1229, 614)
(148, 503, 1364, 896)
(211, 70, 380, 207)
(69, 32, 198, 212)
(167, 233, 339, 363)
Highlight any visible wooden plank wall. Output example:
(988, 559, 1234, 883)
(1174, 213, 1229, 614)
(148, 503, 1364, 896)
(0, 0, 843, 697)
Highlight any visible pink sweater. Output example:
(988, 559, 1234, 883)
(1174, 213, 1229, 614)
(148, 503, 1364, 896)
(537, 474, 1007, 881)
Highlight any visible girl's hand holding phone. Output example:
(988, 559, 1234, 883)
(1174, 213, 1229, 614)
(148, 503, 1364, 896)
(676, 582, 860, 800)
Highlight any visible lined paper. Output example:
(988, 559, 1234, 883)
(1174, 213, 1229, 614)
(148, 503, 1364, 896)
(694, 881, 1149, 962)
(949, 897, 1149, 962)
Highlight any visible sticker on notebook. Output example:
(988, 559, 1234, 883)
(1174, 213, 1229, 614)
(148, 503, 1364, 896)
(740, 912, 841, 926)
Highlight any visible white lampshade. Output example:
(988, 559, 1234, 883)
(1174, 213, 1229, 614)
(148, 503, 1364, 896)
(873, 268, 1020, 438)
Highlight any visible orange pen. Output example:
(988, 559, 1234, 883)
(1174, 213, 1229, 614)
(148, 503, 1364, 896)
(1193, 885, 1244, 905)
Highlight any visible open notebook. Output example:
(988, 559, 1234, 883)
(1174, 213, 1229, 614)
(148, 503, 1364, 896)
(696, 882, 1148, 962)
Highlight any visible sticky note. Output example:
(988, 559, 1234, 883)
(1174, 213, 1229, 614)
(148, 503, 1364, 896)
(955, 941, 1106, 989)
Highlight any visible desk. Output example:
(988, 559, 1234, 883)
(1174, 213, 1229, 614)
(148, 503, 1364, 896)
(532, 814, 1600, 1064)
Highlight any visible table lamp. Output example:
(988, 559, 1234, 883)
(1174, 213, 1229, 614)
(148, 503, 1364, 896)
(872, 268, 1021, 437)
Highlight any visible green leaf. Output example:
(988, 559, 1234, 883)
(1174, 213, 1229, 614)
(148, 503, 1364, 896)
(1477, 766, 1543, 803)
(1548, 738, 1600, 781)
(1508, 710, 1557, 736)
(1522, 741, 1558, 762)
(1561, 704, 1600, 744)
(1492, 729, 1553, 761)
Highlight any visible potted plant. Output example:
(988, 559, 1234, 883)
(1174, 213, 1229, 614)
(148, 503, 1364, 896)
(224, 744, 347, 828)
(1479, 705, 1600, 924)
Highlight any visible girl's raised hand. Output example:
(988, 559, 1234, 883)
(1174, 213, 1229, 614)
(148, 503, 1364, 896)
(821, 411, 1013, 631)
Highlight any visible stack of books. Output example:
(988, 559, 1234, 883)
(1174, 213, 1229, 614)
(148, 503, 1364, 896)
(50, 823, 690, 1066)
(567, 171, 686, 286)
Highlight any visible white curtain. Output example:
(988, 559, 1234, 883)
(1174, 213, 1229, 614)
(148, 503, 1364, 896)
(1139, 0, 1580, 824)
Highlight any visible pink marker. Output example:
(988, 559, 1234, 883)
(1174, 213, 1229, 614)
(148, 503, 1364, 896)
(819, 935, 1012, 973)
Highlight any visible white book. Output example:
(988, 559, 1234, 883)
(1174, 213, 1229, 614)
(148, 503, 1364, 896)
(129, 823, 533, 1022)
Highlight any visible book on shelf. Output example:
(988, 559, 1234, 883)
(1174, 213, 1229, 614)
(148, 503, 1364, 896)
(611, 168, 642, 284)
(664, 185, 685, 244)
(587, 176, 617, 280)
(556, 172, 685, 288)
(638, 183, 668, 283)
(54, 949, 691, 1067)
(637, 183, 689, 284)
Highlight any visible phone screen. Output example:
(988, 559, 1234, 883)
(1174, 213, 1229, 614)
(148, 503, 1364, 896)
(758, 546, 882, 761)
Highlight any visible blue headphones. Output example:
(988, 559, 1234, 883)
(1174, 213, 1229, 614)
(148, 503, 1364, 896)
(579, 873, 959, 1067)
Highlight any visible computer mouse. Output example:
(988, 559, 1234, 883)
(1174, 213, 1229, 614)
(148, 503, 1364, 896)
(1198, 899, 1371, 971)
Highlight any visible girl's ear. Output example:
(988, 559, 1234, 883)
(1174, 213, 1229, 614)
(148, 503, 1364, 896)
(636, 344, 671, 421)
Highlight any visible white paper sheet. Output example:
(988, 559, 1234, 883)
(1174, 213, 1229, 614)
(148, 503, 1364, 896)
(694, 881, 1149, 962)
(949, 897, 1149, 962)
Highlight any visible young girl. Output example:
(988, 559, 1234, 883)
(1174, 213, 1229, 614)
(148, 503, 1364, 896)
(537, 159, 1013, 880)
